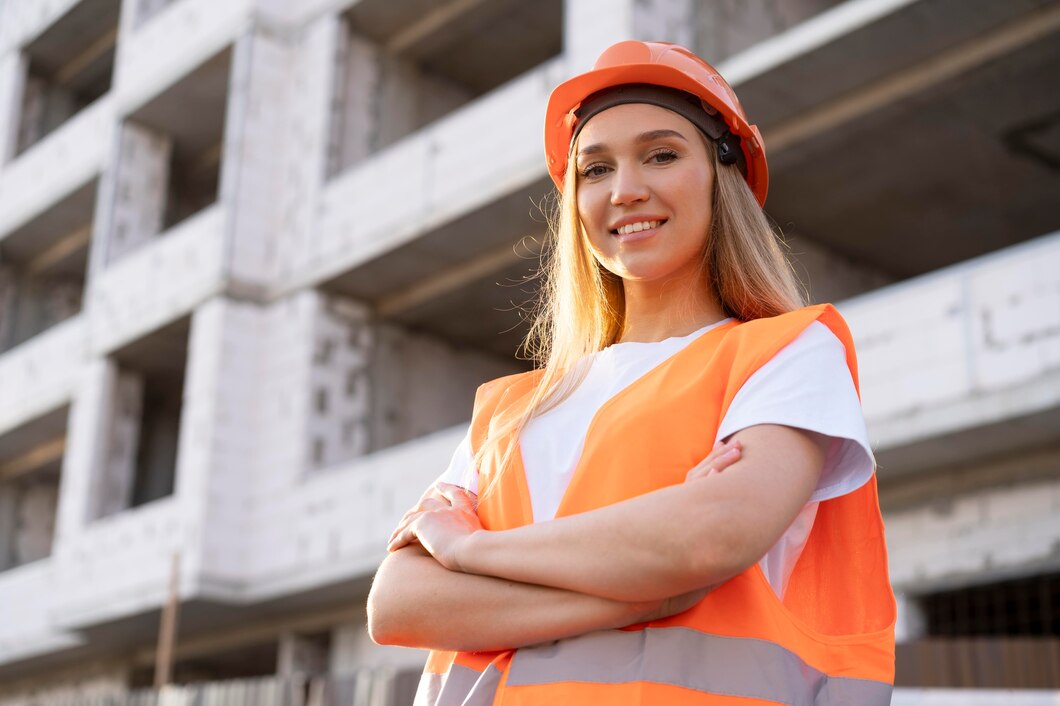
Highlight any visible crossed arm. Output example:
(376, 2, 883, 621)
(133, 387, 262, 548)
(368, 423, 829, 651)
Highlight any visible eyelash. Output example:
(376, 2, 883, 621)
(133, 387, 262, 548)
(579, 149, 679, 178)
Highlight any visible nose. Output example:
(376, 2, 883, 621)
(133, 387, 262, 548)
(610, 164, 649, 206)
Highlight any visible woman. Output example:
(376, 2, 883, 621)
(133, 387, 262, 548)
(368, 40, 896, 705)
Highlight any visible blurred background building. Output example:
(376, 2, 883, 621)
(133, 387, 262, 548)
(0, 0, 1058, 703)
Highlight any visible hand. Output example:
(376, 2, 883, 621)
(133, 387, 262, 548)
(387, 482, 483, 571)
(685, 437, 742, 482)
(632, 585, 718, 623)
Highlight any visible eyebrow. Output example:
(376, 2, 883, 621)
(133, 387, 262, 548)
(577, 129, 688, 158)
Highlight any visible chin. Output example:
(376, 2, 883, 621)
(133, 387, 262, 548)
(606, 259, 688, 282)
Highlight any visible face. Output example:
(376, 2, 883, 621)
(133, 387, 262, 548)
(574, 103, 715, 285)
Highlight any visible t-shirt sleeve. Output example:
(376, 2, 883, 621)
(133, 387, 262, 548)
(714, 321, 875, 502)
(431, 425, 480, 496)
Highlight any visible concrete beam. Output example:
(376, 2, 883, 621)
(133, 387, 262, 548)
(384, 0, 492, 54)
(719, 0, 922, 84)
(375, 238, 529, 317)
(765, 2, 1060, 152)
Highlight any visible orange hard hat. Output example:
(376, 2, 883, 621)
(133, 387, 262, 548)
(544, 40, 768, 206)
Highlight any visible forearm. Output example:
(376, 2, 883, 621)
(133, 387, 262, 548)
(460, 480, 740, 603)
(367, 545, 653, 652)
(456, 426, 825, 603)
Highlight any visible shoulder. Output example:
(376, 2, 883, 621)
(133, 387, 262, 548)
(725, 304, 857, 367)
(732, 303, 851, 339)
(472, 369, 542, 415)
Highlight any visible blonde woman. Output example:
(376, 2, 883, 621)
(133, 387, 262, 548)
(369, 41, 896, 705)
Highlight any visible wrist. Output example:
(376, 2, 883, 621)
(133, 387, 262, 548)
(455, 528, 490, 574)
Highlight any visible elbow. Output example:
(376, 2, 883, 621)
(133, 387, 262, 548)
(367, 567, 423, 647)
(367, 585, 422, 647)
(681, 520, 756, 589)
(366, 583, 398, 646)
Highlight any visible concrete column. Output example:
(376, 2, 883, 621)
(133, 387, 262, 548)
(0, 52, 26, 165)
(103, 122, 172, 265)
(14, 480, 58, 564)
(275, 14, 340, 278)
(277, 632, 329, 678)
(218, 27, 293, 289)
(563, 0, 635, 74)
(118, 0, 174, 37)
(0, 482, 16, 570)
(14, 73, 46, 155)
(895, 592, 928, 643)
(54, 360, 117, 537)
(328, 28, 379, 176)
(306, 295, 372, 471)
(0, 264, 15, 351)
(633, 0, 696, 46)
(695, 0, 841, 63)
(92, 369, 144, 519)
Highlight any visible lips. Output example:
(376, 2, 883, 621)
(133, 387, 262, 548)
(613, 220, 665, 243)
(610, 217, 669, 235)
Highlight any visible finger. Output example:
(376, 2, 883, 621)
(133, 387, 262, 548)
(436, 483, 476, 513)
(692, 445, 739, 472)
(388, 514, 417, 545)
(389, 495, 448, 540)
(389, 498, 446, 539)
(388, 521, 417, 551)
(686, 446, 742, 481)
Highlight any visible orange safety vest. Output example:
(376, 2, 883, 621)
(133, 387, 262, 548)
(416, 304, 896, 705)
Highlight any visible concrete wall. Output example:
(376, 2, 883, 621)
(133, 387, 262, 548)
(882, 445, 1060, 594)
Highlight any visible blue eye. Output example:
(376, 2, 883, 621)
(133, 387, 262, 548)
(579, 164, 608, 178)
(650, 149, 678, 163)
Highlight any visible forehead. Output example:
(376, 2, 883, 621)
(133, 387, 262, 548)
(576, 103, 697, 150)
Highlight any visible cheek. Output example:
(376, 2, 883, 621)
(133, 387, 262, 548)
(576, 192, 598, 230)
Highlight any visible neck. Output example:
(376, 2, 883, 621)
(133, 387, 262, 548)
(617, 266, 727, 344)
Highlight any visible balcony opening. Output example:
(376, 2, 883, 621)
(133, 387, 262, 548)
(92, 317, 189, 520)
(310, 180, 548, 464)
(304, 286, 527, 470)
(896, 571, 1060, 688)
(107, 48, 231, 265)
(0, 179, 96, 353)
(13, 0, 120, 156)
(328, 0, 563, 177)
(0, 405, 68, 572)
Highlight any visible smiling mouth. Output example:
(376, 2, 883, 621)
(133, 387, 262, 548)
(611, 219, 667, 236)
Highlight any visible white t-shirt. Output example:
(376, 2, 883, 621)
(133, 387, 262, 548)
(435, 319, 875, 599)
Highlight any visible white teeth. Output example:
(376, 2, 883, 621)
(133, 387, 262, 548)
(617, 220, 661, 235)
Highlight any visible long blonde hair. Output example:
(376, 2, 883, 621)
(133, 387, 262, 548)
(474, 133, 806, 495)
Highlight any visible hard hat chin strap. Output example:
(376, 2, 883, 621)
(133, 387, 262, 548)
(571, 84, 748, 179)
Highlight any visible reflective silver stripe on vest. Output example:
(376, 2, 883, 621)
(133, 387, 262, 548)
(506, 627, 892, 706)
(415, 664, 502, 706)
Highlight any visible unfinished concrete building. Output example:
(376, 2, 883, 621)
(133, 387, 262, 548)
(0, 0, 1058, 703)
